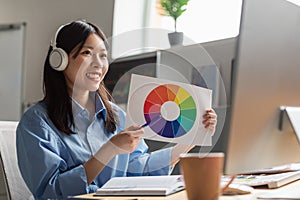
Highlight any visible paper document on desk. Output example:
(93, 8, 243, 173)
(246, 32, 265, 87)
(222, 171, 300, 189)
(125, 74, 212, 146)
(95, 175, 185, 196)
(257, 191, 300, 199)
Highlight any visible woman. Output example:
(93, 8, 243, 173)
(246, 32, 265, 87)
(16, 20, 217, 199)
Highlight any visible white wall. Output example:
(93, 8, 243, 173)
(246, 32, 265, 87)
(0, 0, 114, 109)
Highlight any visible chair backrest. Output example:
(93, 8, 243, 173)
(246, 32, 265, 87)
(0, 121, 33, 200)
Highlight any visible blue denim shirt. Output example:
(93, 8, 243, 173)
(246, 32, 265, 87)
(16, 93, 172, 199)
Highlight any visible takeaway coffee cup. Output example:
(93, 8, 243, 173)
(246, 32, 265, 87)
(179, 152, 224, 200)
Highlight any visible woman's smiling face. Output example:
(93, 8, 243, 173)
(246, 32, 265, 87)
(63, 33, 109, 95)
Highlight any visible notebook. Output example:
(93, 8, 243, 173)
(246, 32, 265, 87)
(94, 175, 185, 196)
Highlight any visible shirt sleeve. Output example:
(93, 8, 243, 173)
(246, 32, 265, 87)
(127, 139, 173, 176)
(113, 101, 173, 176)
(16, 109, 94, 199)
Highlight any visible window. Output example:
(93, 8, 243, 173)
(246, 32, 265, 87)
(112, 0, 243, 59)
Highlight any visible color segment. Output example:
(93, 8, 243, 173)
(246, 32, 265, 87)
(143, 84, 197, 138)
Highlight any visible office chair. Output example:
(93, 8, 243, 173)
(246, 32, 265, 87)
(0, 121, 33, 200)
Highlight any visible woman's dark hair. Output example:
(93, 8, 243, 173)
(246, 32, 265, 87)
(43, 20, 119, 135)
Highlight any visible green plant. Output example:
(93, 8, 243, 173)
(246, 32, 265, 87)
(160, 0, 190, 32)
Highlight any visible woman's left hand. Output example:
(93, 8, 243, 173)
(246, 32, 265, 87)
(202, 109, 217, 134)
(170, 109, 217, 167)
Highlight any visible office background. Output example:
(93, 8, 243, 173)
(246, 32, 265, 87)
(1, 0, 300, 199)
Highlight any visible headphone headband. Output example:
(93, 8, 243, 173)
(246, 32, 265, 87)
(51, 24, 66, 49)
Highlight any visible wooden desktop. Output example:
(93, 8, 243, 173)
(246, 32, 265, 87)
(73, 179, 300, 200)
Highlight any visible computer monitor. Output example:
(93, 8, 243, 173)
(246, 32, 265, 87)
(225, 0, 300, 174)
(104, 52, 157, 109)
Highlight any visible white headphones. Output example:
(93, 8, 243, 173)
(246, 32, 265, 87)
(49, 24, 69, 71)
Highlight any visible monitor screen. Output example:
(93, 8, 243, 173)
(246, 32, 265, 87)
(226, 0, 300, 174)
(104, 53, 157, 108)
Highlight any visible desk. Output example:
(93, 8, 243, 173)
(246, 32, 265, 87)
(73, 179, 300, 199)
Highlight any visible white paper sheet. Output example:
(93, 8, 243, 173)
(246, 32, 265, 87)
(125, 74, 212, 146)
(257, 191, 300, 199)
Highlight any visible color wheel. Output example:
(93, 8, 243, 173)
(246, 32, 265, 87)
(143, 84, 197, 138)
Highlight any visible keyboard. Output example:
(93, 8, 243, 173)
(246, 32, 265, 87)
(222, 171, 300, 189)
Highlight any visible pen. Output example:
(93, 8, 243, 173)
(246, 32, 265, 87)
(141, 115, 161, 128)
(141, 121, 151, 128)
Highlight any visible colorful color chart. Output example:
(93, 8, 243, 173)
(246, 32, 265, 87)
(143, 84, 197, 138)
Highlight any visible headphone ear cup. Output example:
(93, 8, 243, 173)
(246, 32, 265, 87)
(49, 47, 68, 71)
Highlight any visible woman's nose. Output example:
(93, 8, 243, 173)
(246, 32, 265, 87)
(92, 54, 104, 68)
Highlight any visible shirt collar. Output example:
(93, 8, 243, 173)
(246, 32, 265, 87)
(95, 92, 106, 119)
(71, 92, 107, 119)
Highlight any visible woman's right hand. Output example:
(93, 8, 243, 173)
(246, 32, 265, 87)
(86, 126, 144, 184)
(109, 125, 144, 155)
